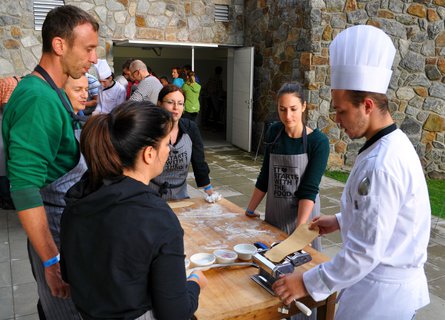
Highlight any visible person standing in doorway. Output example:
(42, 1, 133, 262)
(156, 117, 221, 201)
(159, 75, 169, 87)
(2, 5, 99, 319)
(272, 25, 431, 320)
(171, 66, 184, 88)
(129, 59, 163, 104)
(183, 64, 200, 84)
(182, 71, 201, 122)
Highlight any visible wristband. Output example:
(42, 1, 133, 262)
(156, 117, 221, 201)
(245, 208, 255, 215)
(43, 254, 60, 268)
(203, 184, 213, 191)
(187, 273, 200, 281)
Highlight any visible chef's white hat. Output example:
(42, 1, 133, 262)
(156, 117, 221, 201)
(330, 25, 396, 94)
(94, 59, 112, 81)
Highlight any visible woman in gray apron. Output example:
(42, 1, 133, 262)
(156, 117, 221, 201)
(149, 84, 221, 203)
(246, 82, 329, 319)
(246, 82, 329, 239)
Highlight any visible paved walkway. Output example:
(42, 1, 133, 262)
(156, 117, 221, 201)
(1, 145, 444, 319)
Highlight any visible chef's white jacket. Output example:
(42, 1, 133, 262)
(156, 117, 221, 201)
(94, 81, 126, 115)
(304, 129, 430, 319)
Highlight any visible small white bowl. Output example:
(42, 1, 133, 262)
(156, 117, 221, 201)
(213, 249, 238, 264)
(190, 253, 216, 267)
(233, 244, 257, 261)
(185, 258, 190, 269)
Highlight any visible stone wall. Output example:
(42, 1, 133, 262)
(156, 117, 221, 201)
(244, 0, 312, 152)
(2, 0, 444, 177)
(0, 0, 244, 76)
(245, 0, 445, 178)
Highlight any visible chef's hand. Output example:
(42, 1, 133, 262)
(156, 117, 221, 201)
(272, 271, 307, 305)
(309, 215, 339, 235)
(205, 191, 222, 203)
(187, 271, 208, 289)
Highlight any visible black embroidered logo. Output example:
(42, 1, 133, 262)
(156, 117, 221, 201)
(165, 151, 188, 171)
(273, 165, 299, 198)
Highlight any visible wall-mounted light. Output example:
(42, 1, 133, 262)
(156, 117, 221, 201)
(114, 40, 218, 49)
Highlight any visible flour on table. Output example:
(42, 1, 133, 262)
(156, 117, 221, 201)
(179, 203, 237, 219)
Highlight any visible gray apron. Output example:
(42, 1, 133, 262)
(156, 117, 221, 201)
(28, 129, 86, 319)
(265, 127, 320, 320)
(79, 308, 157, 320)
(265, 126, 321, 250)
(150, 132, 193, 200)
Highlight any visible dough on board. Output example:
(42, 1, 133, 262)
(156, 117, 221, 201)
(265, 224, 319, 262)
(168, 201, 194, 209)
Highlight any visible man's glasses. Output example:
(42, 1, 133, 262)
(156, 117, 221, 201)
(162, 100, 184, 107)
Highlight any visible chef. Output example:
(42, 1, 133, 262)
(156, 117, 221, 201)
(93, 59, 126, 114)
(272, 25, 431, 320)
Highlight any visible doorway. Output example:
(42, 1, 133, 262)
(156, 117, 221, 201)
(112, 42, 253, 150)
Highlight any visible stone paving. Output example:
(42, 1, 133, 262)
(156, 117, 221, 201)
(0, 145, 444, 319)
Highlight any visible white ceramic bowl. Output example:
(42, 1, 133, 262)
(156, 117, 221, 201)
(190, 253, 216, 267)
(185, 258, 190, 269)
(233, 244, 257, 261)
(213, 249, 238, 264)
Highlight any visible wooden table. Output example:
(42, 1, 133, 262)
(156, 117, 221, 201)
(170, 198, 336, 320)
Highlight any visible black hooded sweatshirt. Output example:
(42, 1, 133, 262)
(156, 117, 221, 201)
(60, 175, 200, 320)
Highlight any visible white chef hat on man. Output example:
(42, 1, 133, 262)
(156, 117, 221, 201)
(94, 59, 112, 81)
(330, 25, 396, 94)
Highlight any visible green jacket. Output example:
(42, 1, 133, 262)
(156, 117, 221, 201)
(182, 82, 201, 113)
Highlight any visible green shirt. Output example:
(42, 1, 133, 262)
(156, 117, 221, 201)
(256, 122, 330, 201)
(2, 75, 79, 210)
(182, 82, 201, 113)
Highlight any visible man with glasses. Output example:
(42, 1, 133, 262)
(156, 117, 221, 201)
(128, 59, 163, 104)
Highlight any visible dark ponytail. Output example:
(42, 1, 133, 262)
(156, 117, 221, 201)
(80, 100, 172, 190)
(277, 82, 305, 103)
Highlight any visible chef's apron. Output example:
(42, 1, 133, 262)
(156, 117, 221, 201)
(150, 132, 193, 200)
(28, 128, 85, 319)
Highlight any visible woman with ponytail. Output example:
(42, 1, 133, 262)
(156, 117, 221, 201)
(60, 100, 207, 320)
(182, 70, 201, 122)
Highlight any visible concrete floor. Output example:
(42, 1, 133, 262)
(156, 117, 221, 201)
(1, 144, 444, 319)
